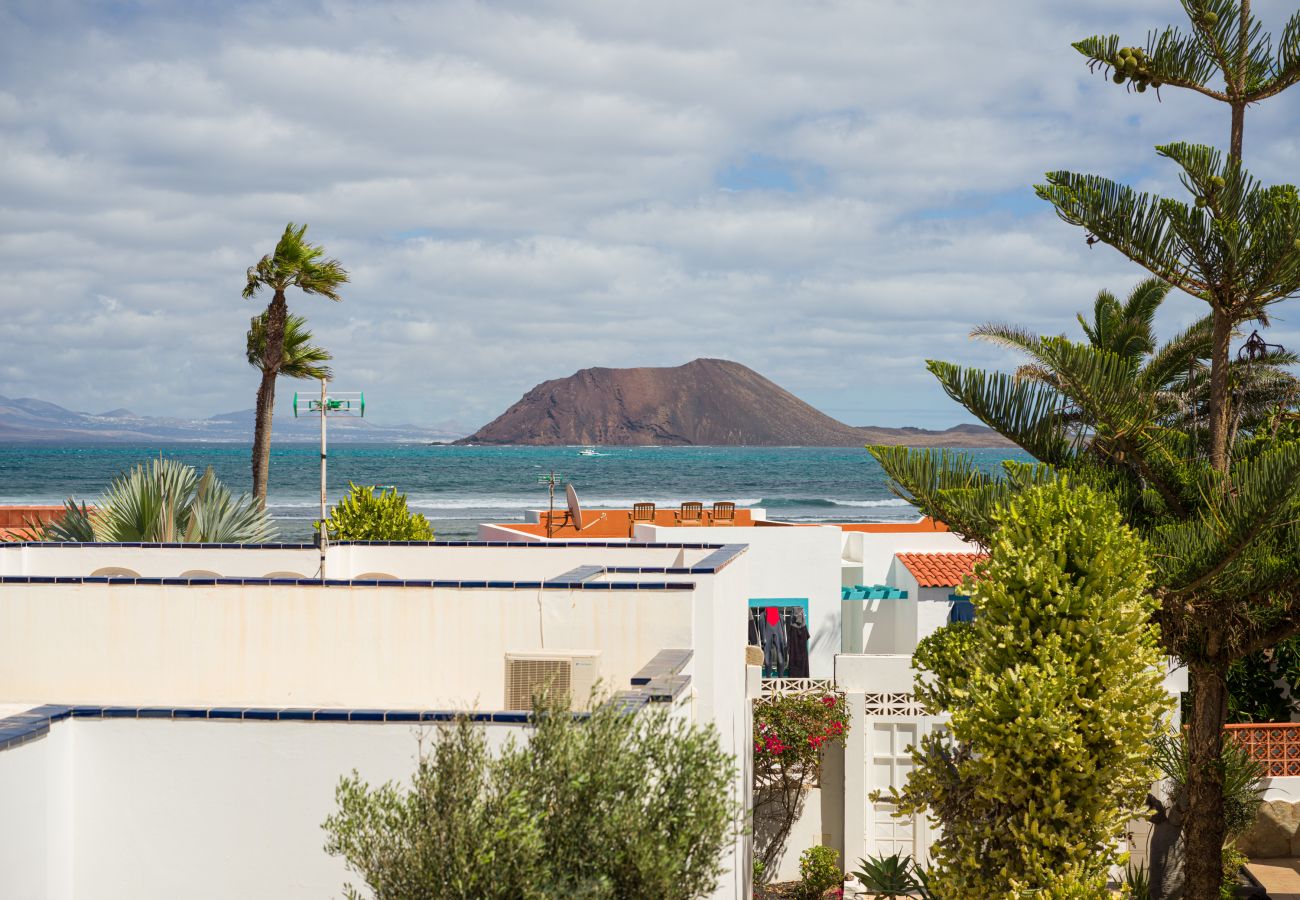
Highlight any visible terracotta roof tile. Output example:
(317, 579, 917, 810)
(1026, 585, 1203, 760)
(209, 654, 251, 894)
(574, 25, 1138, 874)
(896, 552, 987, 588)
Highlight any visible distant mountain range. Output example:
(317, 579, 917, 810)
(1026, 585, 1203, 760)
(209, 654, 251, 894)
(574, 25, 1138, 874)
(459, 358, 1013, 448)
(0, 395, 465, 443)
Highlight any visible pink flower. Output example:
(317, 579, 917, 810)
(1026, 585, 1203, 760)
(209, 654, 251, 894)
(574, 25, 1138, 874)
(820, 695, 837, 707)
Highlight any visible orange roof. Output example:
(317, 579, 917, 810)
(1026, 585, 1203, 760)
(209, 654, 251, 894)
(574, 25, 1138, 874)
(896, 552, 987, 588)
(834, 517, 950, 533)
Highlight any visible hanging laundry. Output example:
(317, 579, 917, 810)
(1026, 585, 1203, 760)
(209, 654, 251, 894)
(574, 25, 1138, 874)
(760, 606, 787, 676)
(785, 606, 811, 678)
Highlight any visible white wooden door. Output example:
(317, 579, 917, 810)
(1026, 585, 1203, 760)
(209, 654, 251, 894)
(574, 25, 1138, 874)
(865, 721, 924, 860)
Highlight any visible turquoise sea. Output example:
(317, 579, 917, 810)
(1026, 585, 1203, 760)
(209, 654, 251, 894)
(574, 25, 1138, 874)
(0, 444, 1030, 540)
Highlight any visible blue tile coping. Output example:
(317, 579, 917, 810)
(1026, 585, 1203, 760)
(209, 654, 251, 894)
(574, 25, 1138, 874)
(0, 646, 698, 754)
(0, 539, 738, 553)
(0, 675, 698, 753)
(0, 543, 748, 589)
(0, 704, 560, 751)
(0, 575, 701, 591)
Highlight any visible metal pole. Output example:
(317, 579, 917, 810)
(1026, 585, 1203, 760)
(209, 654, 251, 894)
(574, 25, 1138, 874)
(547, 473, 556, 538)
(320, 377, 328, 579)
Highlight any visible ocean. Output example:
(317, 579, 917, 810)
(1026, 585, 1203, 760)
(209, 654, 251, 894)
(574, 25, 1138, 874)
(0, 444, 1031, 540)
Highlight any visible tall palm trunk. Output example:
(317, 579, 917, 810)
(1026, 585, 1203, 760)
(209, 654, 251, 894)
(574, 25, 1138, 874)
(250, 368, 277, 506)
(251, 290, 288, 506)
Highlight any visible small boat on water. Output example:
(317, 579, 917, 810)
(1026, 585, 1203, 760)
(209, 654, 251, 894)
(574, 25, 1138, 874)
(578, 447, 602, 457)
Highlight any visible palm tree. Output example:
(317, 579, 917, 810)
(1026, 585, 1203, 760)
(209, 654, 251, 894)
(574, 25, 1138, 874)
(39, 457, 276, 543)
(242, 223, 348, 506)
(246, 311, 333, 382)
(973, 277, 1297, 450)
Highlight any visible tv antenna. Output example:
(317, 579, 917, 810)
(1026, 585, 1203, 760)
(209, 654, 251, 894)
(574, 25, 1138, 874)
(537, 472, 563, 537)
(294, 379, 365, 577)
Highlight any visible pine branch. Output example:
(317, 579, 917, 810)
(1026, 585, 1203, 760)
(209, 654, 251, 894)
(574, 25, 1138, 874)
(867, 447, 1001, 543)
(1159, 441, 1300, 594)
(1073, 32, 1225, 100)
(1036, 173, 1208, 297)
(927, 361, 1077, 466)
(1249, 9, 1300, 99)
(1238, 582, 1300, 656)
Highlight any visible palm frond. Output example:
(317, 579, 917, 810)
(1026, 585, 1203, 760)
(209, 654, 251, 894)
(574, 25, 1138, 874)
(247, 312, 333, 380)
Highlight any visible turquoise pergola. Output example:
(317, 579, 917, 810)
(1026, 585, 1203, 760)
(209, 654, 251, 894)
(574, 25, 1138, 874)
(841, 585, 908, 601)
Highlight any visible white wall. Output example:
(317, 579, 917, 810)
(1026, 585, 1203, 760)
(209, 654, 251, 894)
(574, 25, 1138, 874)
(0, 724, 74, 900)
(0, 702, 754, 900)
(0, 583, 698, 709)
(1260, 777, 1300, 802)
(0, 718, 526, 900)
(835, 654, 916, 695)
(0, 543, 718, 582)
(644, 525, 843, 679)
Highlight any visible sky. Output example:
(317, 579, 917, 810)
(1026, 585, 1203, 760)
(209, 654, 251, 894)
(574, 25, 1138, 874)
(1, 0, 1297, 432)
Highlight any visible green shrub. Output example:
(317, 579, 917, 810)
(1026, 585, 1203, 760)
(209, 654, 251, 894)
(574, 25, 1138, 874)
(1151, 730, 1265, 840)
(318, 481, 433, 541)
(323, 692, 740, 900)
(1221, 845, 1248, 899)
(852, 851, 916, 897)
(797, 845, 841, 900)
(1122, 861, 1151, 899)
(885, 478, 1172, 898)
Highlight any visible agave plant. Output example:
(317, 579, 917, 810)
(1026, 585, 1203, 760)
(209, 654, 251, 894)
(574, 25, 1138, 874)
(852, 852, 919, 898)
(38, 457, 276, 544)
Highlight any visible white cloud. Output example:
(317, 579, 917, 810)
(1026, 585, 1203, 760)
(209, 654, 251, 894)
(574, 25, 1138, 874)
(0, 0, 1296, 432)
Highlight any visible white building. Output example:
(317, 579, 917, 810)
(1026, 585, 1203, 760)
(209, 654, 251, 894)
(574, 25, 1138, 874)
(0, 538, 754, 900)
(0, 511, 1201, 897)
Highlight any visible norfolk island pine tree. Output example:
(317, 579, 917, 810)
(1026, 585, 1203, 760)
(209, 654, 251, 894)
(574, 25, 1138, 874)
(871, 2, 1300, 897)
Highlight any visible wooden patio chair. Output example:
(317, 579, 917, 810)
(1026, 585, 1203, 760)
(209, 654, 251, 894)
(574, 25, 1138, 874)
(630, 502, 656, 537)
(676, 501, 704, 526)
(710, 501, 736, 526)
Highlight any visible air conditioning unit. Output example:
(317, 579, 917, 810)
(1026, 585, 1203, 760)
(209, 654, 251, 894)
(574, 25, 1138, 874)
(504, 651, 601, 712)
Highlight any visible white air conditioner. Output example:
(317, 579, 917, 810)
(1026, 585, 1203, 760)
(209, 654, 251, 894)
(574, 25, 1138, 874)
(504, 651, 601, 712)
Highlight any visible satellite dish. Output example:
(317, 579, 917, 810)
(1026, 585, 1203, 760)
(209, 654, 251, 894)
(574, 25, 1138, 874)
(566, 483, 584, 532)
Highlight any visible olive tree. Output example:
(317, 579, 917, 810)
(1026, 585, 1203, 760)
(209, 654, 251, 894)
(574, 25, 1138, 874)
(323, 693, 741, 900)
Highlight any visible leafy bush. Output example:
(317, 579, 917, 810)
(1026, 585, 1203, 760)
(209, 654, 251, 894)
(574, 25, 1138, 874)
(318, 481, 433, 541)
(1221, 845, 1248, 900)
(752, 693, 850, 870)
(1227, 634, 1300, 723)
(323, 692, 740, 900)
(885, 479, 1172, 897)
(1151, 730, 1265, 840)
(33, 457, 275, 544)
(797, 845, 841, 900)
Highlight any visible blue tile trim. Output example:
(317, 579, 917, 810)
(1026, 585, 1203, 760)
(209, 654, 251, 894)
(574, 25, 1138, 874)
(0, 704, 567, 748)
(0, 576, 698, 591)
(0, 539, 732, 551)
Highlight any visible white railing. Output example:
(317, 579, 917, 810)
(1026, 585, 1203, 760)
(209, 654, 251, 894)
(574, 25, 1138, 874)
(759, 678, 835, 699)
(863, 692, 927, 716)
